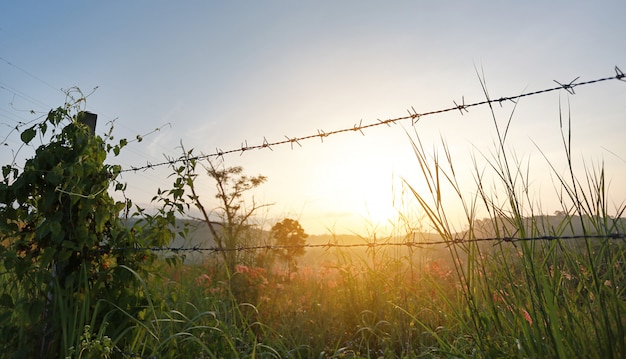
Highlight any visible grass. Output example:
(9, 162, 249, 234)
(2, 89, 625, 358)
(139, 245, 464, 358)
(399, 80, 626, 357)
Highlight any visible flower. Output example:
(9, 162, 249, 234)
(235, 264, 250, 273)
(522, 309, 533, 326)
(195, 274, 211, 287)
(326, 280, 338, 289)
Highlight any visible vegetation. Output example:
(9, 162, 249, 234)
(271, 218, 309, 272)
(156, 147, 269, 274)
(1, 91, 624, 358)
(0, 98, 180, 358)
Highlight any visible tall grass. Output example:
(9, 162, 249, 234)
(403, 80, 626, 357)
(69, 96, 624, 357)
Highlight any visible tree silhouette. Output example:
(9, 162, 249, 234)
(271, 218, 308, 273)
(157, 149, 268, 275)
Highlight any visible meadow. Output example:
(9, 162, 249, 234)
(1, 96, 625, 358)
(135, 214, 625, 358)
(97, 115, 626, 357)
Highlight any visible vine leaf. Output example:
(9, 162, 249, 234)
(0, 293, 13, 308)
(20, 127, 36, 144)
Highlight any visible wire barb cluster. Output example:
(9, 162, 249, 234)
(120, 66, 625, 173)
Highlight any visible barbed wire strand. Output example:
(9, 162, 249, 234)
(120, 66, 626, 173)
(2, 234, 623, 262)
(108, 233, 626, 254)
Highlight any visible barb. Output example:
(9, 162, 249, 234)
(240, 140, 249, 156)
(261, 136, 272, 151)
(553, 76, 580, 95)
(285, 135, 302, 149)
(496, 96, 517, 107)
(118, 67, 625, 173)
(353, 119, 365, 135)
(453, 96, 469, 115)
(408, 106, 421, 125)
(616, 66, 625, 82)
(317, 129, 328, 142)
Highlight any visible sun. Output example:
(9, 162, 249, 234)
(359, 194, 398, 228)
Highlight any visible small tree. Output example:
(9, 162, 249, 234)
(157, 148, 268, 275)
(205, 160, 268, 271)
(271, 218, 308, 273)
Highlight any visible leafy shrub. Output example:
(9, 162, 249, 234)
(0, 101, 175, 358)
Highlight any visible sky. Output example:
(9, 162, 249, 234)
(1, 1, 625, 235)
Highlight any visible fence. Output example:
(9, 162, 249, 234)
(107, 66, 626, 255)
(2, 67, 625, 258)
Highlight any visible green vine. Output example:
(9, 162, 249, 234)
(0, 98, 178, 358)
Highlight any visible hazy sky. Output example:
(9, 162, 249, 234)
(1, 1, 625, 235)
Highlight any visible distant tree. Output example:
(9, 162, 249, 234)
(271, 218, 308, 273)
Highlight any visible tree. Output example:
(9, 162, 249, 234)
(205, 160, 268, 271)
(271, 218, 308, 273)
(157, 148, 268, 275)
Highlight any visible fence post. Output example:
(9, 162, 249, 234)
(41, 111, 97, 357)
(78, 111, 97, 135)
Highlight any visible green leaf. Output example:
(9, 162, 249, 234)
(20, 127, 36, 144)
(2, 165, 13, 179)
(47, 165, 64, 185)
(0, 293, 13, 308)
(39, 121, 48, 136)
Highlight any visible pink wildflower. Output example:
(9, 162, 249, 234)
(235, 264, 250, 273)
(326, 279, 338, 289)
(522, 309, 533, 326)
(195, 274, 211, 287)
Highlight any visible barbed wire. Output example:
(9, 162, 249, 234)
(120, 66, 626, 173)
(108, 233, 626, 255)
(0, 233, 626, 261)
(2, 233, 622, 262)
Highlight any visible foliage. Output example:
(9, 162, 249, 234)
(0, 99, 175, 358)
(271, 218, 308, 272)
(155, 148, 268, 274)
(66, 325, 113, 359)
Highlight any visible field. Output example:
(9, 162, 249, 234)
(132, 213, 624, 358)
(1, 101, 625, 358)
